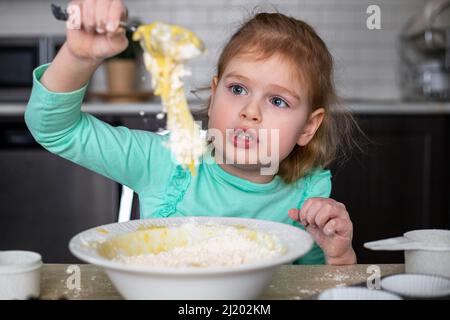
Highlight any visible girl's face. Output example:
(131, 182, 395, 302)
(208, 53, 324, 178)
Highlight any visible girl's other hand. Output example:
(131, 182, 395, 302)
(288, 198, 357, 265)
(65, 0, 129, 63)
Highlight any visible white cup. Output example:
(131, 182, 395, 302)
(0, 251, 42, 300)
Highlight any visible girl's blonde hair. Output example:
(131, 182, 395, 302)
(201, 12, 361, 184)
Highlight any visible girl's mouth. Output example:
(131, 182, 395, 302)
(230, 128, 259, 149)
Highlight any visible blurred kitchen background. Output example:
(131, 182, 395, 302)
(0, 0, 449, 264)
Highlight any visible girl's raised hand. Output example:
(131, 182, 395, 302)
(288, 198, 357, 265)
(65, 0, 129, 63)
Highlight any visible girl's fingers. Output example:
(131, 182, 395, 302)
(314, 205, 335, 228)
(106, 0, 128, 33)
(299, 198, 314, 219)
(106, 0, 127, 33)
(298, 199, 352, 238)
(66, 0, 82, 32)
(105, 4, 127, 46)
(288, 208, 300, 221)
(82, 0, 96, 33)
(304, 201, 322, 226)
(298, 198, 318, 223)
(305, 223, 323, 240)
(95, 0, 111, 33)
(324, 218, 352, 238)
(323, 218, 337, 236)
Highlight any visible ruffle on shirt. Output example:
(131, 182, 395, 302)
(296, 168, 332, 209)
(154, 164, 192, 217)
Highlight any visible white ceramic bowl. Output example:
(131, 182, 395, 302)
(69, 217, 313, 300)
(381, 274, 450, 298)
(318, 287, 402, 300)
(0, 251, 42, 300)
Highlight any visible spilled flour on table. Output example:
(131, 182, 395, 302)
(324, 272, 351, 282)
(314, 270, 352, 283)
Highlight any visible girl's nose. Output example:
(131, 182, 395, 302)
(239, 101, 262, 123)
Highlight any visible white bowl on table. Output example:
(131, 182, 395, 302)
(0, 250, 42, 300)
(381, 274, 450, 298)
(318, 287, 402, 300)
(69, 217, 313, 300)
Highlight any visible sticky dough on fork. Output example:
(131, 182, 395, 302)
(133, 22, 206, 175)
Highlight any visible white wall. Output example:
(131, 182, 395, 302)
(0, 0, 428, 100)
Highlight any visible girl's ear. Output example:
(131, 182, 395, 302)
(211, 76, 218, 94)
(208, 76, 219, 118)
(297, 108, 325, 146)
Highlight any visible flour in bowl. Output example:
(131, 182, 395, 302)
(113, 223, 286, 268)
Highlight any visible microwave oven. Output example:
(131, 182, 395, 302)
(0, 35, 65, 102)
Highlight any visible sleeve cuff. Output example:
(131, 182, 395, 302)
(32, 63, 89, 105)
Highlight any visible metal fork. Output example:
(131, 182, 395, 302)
(50, 3, 138, 33)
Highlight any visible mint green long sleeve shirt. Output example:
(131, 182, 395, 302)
(25, 64, 332, 264)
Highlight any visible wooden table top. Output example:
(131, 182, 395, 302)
(39, 264, 404, 300)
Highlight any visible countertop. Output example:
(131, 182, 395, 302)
(2, 100, 450, 117)
(39, 264, 404, 300)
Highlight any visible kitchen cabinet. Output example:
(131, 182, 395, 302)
(330, 115, 449, 263)
(0, 118, 120, 263)
(0, 113, 196, 263)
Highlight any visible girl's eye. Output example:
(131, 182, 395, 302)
(229, 84, 247, 95)
(270, 97, 289, 108)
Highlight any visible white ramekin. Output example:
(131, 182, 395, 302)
(0, 251, 42, 300)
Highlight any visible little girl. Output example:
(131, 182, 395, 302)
(25, 0, 356, 265)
